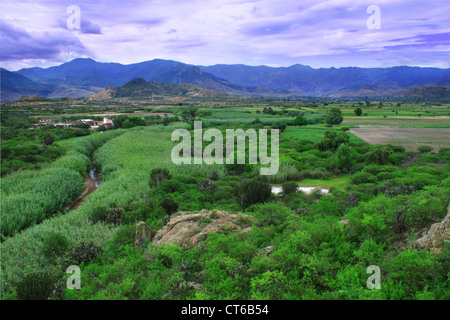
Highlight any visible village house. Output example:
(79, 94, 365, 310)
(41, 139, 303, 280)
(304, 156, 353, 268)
(32, 117, 114, 130)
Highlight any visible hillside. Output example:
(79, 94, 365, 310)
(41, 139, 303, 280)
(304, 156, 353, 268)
(86, 78, 228, 100)
(0, 68, 52, 101)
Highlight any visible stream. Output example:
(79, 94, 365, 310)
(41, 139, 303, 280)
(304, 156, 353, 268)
(66, 167, 99, 211)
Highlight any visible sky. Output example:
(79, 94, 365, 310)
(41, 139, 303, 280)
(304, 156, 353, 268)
(1, 0, 449, 71)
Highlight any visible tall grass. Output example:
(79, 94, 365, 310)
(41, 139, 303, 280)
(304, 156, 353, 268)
(0, 130, 124, 240)
(258, 162, 301, 184)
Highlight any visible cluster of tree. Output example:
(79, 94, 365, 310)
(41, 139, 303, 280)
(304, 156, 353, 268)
(326, 108, 344, 125)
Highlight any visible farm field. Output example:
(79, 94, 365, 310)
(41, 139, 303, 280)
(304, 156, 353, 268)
(350, 126, 450, 152)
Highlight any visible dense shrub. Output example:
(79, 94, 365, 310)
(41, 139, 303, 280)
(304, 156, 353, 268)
(89, 206, 109, 223)
(293, 116, 308, 126)
(252, 202, 292, 228)
(317, 131, 349, 151)
(16, 271, 57, 300)
(350, 172, 377, 184)
(365, 145, 394, 165)
(396, 173, 440, 190)
(160, 197, 179, 215)
(105, 207, 125, 226)
(325, 108, 344, 125)
(379, 180, 415, 197)
(391, 145, 405, 153)
(239, 180, 272, 208)
(109, 224, 136, 252)
(282, 181, 298, 195)
(389, 153, 406, 165)
(150, 168, 172, 187)
(197, 179, 217, 193)
(418, 145, 433, 154)
(64, 241, 103, 269)
(418, 153, 440, 163)
(209, 170, 220, 181)
(40, 232, 71, 261)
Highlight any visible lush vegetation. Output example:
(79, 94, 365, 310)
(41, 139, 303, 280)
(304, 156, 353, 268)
(1, 98, 449, 301)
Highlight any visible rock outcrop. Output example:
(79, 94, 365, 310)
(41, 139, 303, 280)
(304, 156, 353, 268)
(86, 87, 117, 100)
(413, 204, 450, 254)
(135, 221, 157, 248)
(151, 210, 254, 249)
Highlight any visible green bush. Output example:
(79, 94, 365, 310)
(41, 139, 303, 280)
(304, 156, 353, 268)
(418, 145, 433, 154)
(317, 131, 349, 151)
(106, 207, 125, 226)
(252, 202, 292, 227)
(350, 172, 378, 184)
(389, 153, 406, 165)
(397, 173, 439, 190)
(239, 180, 272, 208)
(391, 145, 405, 153)
(159, 179, 184, 193)
(89, 206, 109, 223)
(282, 181, 298, 195)
(16, 271, 57, 300)
(325, 108, 344, 125)
(41, 232, 71, 261)
(365, 145, 394, 165)
(160, 197, 179, 215)
(293, 116, 308, 126)
(150, 168, 172, 188)
(64, 241, 103, 269)
(109, 224, 136, 252)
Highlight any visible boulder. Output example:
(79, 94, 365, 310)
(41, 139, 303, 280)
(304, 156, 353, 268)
(135, 221, 156, 248)
(413, 204, 450, 254)
(152, 209, 254, 249)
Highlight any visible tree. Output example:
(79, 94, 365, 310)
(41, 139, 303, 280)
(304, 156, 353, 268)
(354, 107, 362, 116)
(293, 116, 308, 126)
(365, 144, 394, 165)
(335, 144, 354, 173)
(113, 115, 129, 128)
(273, 122, 287, 132)
(162, 116, 171, 126)
(150, 168, 172, 187)
(239, 180, 272, 208)
(123, 116, 146, 128)
(317, 130, 349, 151)
(43, 134, 54, 145)
(262, 107, 276, 115)
(181, 107, 198, 123)
(326, 108, 343, 125)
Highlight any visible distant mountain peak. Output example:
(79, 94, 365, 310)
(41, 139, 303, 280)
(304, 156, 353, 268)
(3, 57, 449, 101)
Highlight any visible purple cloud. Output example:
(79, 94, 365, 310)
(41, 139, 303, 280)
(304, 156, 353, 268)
(385, 33, 450, 50)
(0, 20, 90, 61)
(80, 19, 102, 34)
(241, 22, 294, 37)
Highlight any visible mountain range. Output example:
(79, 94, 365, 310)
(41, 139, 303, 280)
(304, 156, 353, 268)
(1, 58, 449, 101)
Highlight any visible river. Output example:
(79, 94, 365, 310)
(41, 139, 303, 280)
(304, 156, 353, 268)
(66, 167, 99, 211)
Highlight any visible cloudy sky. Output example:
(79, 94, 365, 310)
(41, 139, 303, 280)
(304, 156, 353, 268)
(1, 0, 449, 70)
